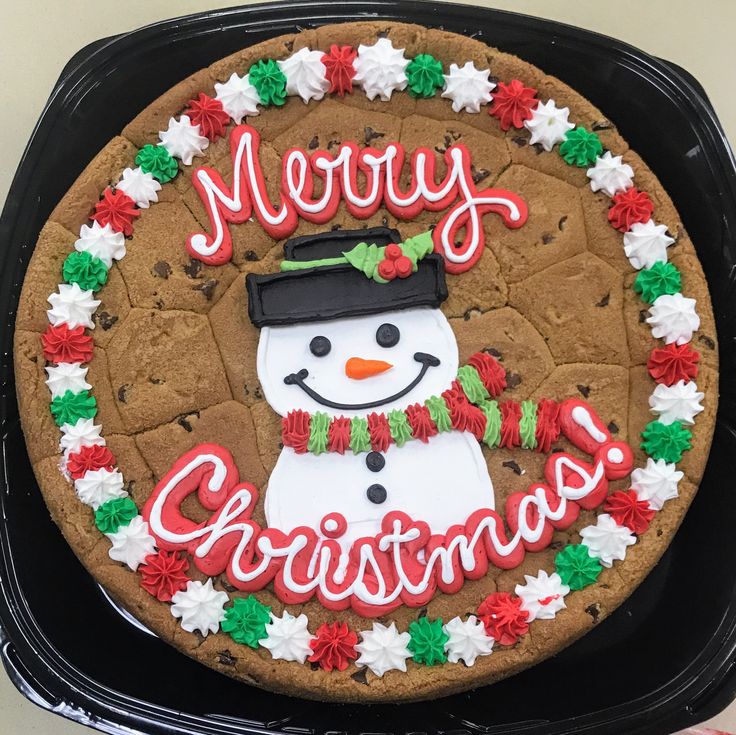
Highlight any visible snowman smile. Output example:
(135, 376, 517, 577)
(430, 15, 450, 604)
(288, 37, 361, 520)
(283, 352, 441, 410)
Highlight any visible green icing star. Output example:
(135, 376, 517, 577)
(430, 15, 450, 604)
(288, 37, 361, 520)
(641, 420, 692, 463)
(221, 595, 272, 648)
(350, 416, 371, 454)
(406, 54, 444, 98)
(457, 365, 490, 404)
(62, 250, 108, 292)
(408, 616, 448, 665)
(388, 409, 412, 447)
(248, 59, 287, 106)
(519, 399, 538, 449)
(50, 389, 97, 427)
(425, 395, 452, 432)
(135, 144, 179, 183)
(559, 127, 603, 167)
(307, 411, 330, 455)
(555, 544, 602, 590)
(634, 261, 682, 303)
(95, 497, 137, 534)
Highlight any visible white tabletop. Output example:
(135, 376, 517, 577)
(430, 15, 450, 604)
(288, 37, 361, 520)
(1, 1, 734, 733)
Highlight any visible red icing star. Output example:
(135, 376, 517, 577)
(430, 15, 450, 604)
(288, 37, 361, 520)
(308, 621, 358, 671)
(468, 351, 506, 397)
(405, 403, 438, 443)
(282, 409, 311, 453)
(607, 187, 654, 232)
(184, 93, 230, 141)
(91, 187, 140, 237)
(327, 416, 351, 454)
(535, 398, 561, 453)
(488, 80, 537, 131)
(477, 592, 529, 645)
(368, 411, 393, 452)
(647, 342, 700, 386)
(41, 323, 94, 364)
(499, 400, 522, 448)
(139, 550, 190, 602)
(604, 490, 655, 534)
(321, 45, 357, 97)
(66, 444, 116, 480)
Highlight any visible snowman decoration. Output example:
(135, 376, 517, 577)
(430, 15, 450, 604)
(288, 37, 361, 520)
(247, 227, 494, 552)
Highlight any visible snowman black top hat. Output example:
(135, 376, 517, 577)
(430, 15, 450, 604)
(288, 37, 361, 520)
(246, 227, 448, 327)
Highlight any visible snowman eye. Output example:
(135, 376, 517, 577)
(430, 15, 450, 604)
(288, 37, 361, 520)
(309, 335, 331, 357)
(376, 323, 400, 348)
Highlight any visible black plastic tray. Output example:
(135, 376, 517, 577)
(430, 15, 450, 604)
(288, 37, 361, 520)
(2, 3, 736, 734)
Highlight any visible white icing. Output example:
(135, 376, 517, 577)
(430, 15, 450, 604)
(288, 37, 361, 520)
(106, 515, 157, 571)
(44, 362, 90, 399)
(646, 293, 700, 345)
(607, 447, 624, 464)
(630, 458, 683, 510)
(47, 283, 100, 330)
(278, 48, 329, 103)
(443, 615, 493, 665)
(623, 220, 675, 270)
(649, 379, 704, 425)
(571, 405, 607, 443)
(59, 417, 105, 457)
(214, 72, 260, 123)
(355, 621, 412, 676)
(586, 151, 634, 197)
(158, 115, 209, 165)
(353, 38, 408, 101)
(579, 513, 636, 568)
(260, 611, 313, 663)
(515, 570, 569, 621)
(523, 99, 574, 152)
(74, 221, 126, 267)
(75, 468, 126, 510)
(441, 61, 495, 114)
(170, 579, 228, 636)
(116, 166, 161, 208)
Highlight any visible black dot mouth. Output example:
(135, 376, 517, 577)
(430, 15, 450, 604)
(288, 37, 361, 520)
(283, 352, 440, 411)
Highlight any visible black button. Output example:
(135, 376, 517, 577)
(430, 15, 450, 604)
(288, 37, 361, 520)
(309, 335, 331, 357)
(376, 322, 400, 348)
(367, 484, 387, 504)
(366, 451, 385, 472)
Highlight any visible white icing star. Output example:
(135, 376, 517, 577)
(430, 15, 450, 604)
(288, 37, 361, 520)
(443, 615, 493, 666)
(630, 458, 683, 510)
(116, 166, 161, 209)
(586, 151, 634, 197)
(515, 570, 570, 621)
(171, 579, 228, 636)
(75, 468, 126, 510)
(355, 622, 412, 677)
(44, 362, 91, 399)
(59, 417, 105, 457)
(278, 48, 330, 103)
(106, 515, 156, 571)
(214, 72, 260, 123)
(74, 221, 126, 267)
(158, 115, 209, 166)
(623, 220, 675, 270)
(47, 283, 100, 330)
(646, 292, 700, 345)
(649, 379, 704, 425)
(441, 61, 495, 113)
(523, 99, 575, 152)
(259, 610, 313, 663)
(353, 38, 408, 101)
(580, 513, 636, 568)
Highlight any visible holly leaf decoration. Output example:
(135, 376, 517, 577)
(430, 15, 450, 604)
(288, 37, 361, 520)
(342, 241, 388, 283)
(400, 231, 434, 271)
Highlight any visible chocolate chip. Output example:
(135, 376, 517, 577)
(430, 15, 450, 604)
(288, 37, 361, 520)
(592, 119, 613, 131)
(596, 293, 610, 308)
(254, 386, 263, 400)
(149, 377, 164, 385)
(577, 384, 591, 398)
(307, 135, 319, 150)
(117, 385, 129, 403)
(417, 606, 428, 619)
(96, 311, 118, 330)
(471, 165, 490, 185)
(656, 529, 663, 537)
(511, 135, 527, 147)
(550, 540, 564, 549)
(154, 299, 165, 310)
(364, 127, 385, 145)
(585, 603, 601, 623)
(177, 412, 199, 432)
(506, 372, 522, 389)
(463, 308, 481, 321)
(330, 224, 342, 231)
(310, 661, 321, 671)
(183, 259, 202, 279)
(698, 334, 716, 350)
(502, 460, 523, 476)
(327, 139, 341, 151)
(448, 129, 462, 141)
(607, 421, 619, 434)
(376, 29, 390, 39)
(220, 579, 237, 592)
(551, 447, 563, 453)
(351, 668, 369, 685)
(152, 261, 172, 279)
(482, 346, 503, 360)
(245, 250, 258, 261)
(541, 233, 555, 245)
(284, 39, 294, 52)
(192, 278, 218, 300)
(639, 309, 648, 324)
(558, 215, 568, 231)
(216, 650, 237, 666)
(381, 216, 389, 226)
(531, 143, 545, 155)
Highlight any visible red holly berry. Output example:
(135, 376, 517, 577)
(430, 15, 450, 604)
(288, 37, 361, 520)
(488, 79, 538, 131)
(139, 550, 190, 602)
(385, 243, 403, 260)
(308, 621, 358, 671)
(184, 92, 231, 141)
(377, 258, 397, 280)
(477, 592, 529, 645)
(41, 323, 94, 364)
(66, 444, 116, 480)
(607, 187, 654, 232)
(91, 187, 140, 236)
(604, 490, 655, 534)
(647, 343, 700, 386)
(321, 45, 357, 97)
(394, 255, 413, 278)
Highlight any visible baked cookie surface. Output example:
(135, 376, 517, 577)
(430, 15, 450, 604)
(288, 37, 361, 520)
(14, 21, 718, 702)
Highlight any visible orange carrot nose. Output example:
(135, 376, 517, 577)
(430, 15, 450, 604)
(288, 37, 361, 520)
(345, 357, 393, 380)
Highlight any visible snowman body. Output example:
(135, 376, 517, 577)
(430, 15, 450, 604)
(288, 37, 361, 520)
(257, 307, 495, 547)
